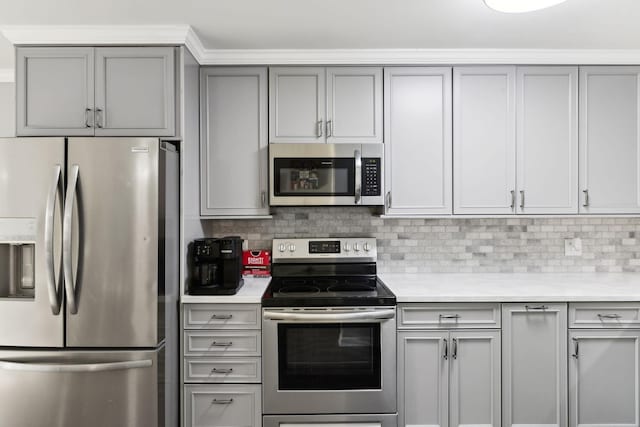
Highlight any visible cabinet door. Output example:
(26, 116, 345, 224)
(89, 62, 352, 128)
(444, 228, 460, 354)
(326, 67, 383, 143)
(580, 66, 640, 213)
(384, 67, 453, 215)
(398, 331, 449, 427)
(450, 331, 501, 427)
(16, 47, 94, 136)
(95, 47, 175, 136)
(517, 67, 579, 214)
(569, 330, 640, 427)
(502, 303, 568, 427)
(269, 67, 325, 143)
(453, 66, 516, 214)
(200, 67, 269, 216)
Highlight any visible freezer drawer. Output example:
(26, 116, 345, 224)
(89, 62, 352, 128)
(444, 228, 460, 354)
(0, 348, 166, 427)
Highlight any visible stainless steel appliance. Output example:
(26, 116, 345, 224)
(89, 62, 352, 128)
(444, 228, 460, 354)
(269, 143, 384, 206)
(0, 137, 178, 427)
(262, 238, 396, 427)
(189, 236, 244, 295)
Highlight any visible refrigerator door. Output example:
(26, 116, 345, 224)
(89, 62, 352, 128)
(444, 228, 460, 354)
(66, 138, 160, 347)
(0, 138, 65, 347)
(0, 348, 163, 427)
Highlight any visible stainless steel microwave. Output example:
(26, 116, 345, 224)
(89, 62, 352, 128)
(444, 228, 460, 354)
(269, 143, 384, 206)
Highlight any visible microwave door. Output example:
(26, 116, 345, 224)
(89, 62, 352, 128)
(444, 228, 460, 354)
(0, 138, 65, 348)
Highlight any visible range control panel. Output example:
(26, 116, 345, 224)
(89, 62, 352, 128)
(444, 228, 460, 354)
(272, 238, 378, 263)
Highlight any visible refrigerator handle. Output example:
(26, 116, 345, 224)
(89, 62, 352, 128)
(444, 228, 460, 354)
(44, 165, 63, 315)
(0, 359, 152, 373)
(63, 165, 79, 315)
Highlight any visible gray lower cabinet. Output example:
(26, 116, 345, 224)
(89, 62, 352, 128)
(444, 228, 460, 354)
(502, 303, 568, 427)
(16, 46, 175, 137)
(569, 330, 640, 427)
(200, 67, 269, 217)
(184, 384, 261, 427)
(398, 329, 500, 427)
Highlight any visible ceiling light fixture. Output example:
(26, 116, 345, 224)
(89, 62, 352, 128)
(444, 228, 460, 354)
(484, 0, 568, 13)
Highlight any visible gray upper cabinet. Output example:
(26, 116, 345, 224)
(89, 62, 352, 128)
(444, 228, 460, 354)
(569, 330, 640, 427)
(269, 66, 382, 144)
(16, 46, 175, 137)
(516, 67, 579, 214)
(384, 67, 453, 216)
(16, 47, 95, 136)
(502, 303, 568, 427)
(580, 66, 640, 214)
(95, 47, 175, 136)
(200, 67, 269, 217)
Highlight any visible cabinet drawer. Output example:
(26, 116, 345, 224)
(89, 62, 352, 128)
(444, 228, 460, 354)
(183, 304, 260, 330)
(398, 303, 501, 329)
(184, 331, 261, 356)
(184, 384, 261, 427)
(184, 357, 261, 383)
(569, 302, 640, 328)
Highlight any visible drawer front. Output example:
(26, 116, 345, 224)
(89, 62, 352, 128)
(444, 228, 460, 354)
(185, 384, 261, 427)
(184, 304, 260, 330)
(184, 357, 262, 383)
(184, 331, 261, 356)
(398, 303, 501, 329)
(569, 302, 640, 328)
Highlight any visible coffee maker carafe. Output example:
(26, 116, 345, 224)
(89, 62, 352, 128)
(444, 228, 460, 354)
(189, 236, 244, 295)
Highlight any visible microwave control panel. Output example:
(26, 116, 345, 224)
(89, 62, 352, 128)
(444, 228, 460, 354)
(362, 158, 381, 196)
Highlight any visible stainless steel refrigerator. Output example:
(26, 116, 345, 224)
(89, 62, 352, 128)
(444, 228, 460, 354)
(0, 137, 179, 427)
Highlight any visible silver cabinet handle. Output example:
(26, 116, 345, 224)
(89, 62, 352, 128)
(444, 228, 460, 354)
(44, 165, 62, 315)
(261, 191, 267, 208)
(63, 165, 80, 315)
(326, 120, 333, 137)
(520, 190, 525, 209)
(443, 338, 448, 360)
(95, 108, 103, 129)
(211, 314, 233, 320)
(597, 313, 622, 319)
(452, 338, 458, 360)
(316, 120, 323, 137)
(0, 359, 152, 373)
(583, 189, 589, 207)
(212, 398, 234, 405)
(84, 108, 93, 128)
(510, 190, 516, 209)
(386, 191, 392, 209)
(354, 149, 362, 205)
(211, 368, 233, 374)
(439, 314, 461, 320)
(571, 338, 579, 359)
(525, 305, 548, 311)
(211, 341, 233, 347)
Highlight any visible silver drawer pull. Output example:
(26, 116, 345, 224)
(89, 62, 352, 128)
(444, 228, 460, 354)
(598, 314, 622, 319)
(211, 368, 234, 374)
(212, 398, 234, 405)
(211, 341, 233, 347)
(439, 314, 461, 320)
(211, 314, 233, 320)
(525, 305, 548, 311)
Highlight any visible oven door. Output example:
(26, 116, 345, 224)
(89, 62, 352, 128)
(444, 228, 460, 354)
(262, 307, 396, 415)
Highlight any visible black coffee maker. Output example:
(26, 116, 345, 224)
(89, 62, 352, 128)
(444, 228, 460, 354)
(189, 236, 244, 295)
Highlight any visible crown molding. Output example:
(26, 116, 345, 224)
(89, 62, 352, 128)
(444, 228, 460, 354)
(0, 68, 14, 82)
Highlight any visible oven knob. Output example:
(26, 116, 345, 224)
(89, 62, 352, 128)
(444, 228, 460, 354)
(343, 243, 351, 252)
(289, 244, 296, 252)
(278, 243, 286, 253)
(364, 242, 371, 252)
(354, 243, 361, 252)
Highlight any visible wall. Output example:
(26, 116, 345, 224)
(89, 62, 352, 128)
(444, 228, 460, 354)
(0, 82, 15, 136)
(205, 207, 640, 273)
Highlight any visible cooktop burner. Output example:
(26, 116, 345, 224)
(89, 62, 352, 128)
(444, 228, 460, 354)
(277, 285, 321, 294)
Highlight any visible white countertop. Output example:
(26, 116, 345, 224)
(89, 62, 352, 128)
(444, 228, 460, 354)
(379, 273, 640, 302)
(181, 277, 271, 304)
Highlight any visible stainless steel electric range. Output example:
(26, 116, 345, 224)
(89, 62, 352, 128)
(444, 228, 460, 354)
(262, 238, 397, 427)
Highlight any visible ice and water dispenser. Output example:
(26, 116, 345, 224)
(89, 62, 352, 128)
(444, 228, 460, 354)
(0, 219, 36, 299)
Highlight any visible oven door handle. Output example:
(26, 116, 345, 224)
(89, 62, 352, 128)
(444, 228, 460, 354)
(263, 309, 395, 322)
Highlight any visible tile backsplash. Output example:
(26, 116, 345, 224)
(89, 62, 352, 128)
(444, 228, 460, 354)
(206, 207, 640, 273)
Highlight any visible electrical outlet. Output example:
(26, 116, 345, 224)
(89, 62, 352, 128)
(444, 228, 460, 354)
(565, 238, 582, 257)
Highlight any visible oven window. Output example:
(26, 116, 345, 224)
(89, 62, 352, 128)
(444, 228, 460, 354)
(277, 323, 381, 390)
(274, 158, 354, 196)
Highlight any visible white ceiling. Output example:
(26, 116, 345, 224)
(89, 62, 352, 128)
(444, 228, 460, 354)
(1, 0, 640, 69)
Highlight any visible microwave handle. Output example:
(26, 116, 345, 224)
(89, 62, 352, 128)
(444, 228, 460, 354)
(354, 149, 362, 204)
